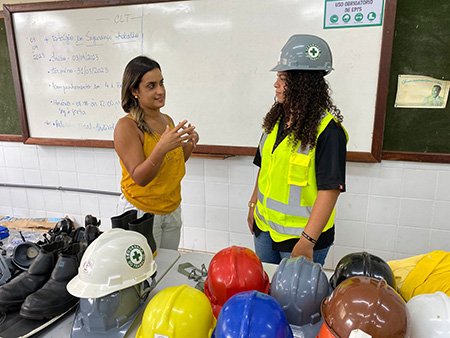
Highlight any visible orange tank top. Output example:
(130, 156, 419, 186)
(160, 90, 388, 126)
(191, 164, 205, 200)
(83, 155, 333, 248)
(120, 118, 185, 214)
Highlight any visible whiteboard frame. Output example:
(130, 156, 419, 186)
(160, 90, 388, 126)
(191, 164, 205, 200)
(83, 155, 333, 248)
(3, 0, 395, 162)
(0, 10, 22, 142)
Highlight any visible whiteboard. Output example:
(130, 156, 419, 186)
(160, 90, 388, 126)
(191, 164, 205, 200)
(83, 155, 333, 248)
(8, 0, 384, 152)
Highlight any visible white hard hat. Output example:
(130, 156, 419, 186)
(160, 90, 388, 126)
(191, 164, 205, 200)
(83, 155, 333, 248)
(406, 291, 450, 338)
(67, 228, 157, 298)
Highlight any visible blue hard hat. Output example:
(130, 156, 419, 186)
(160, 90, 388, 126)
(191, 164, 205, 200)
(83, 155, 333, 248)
(213, 291, 293, 338)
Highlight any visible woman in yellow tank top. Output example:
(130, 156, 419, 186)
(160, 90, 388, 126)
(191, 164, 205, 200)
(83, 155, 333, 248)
(113, 56, 199, 250)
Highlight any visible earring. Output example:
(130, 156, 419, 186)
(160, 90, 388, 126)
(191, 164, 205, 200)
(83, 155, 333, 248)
(134, 95, 138, 99)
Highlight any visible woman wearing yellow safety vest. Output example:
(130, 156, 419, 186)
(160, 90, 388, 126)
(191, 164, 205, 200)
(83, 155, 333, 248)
(247, 35, 348, 265)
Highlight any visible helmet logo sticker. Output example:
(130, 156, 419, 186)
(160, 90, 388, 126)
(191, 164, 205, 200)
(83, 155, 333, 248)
(306, 44, 321, 61)
(126, 244, 145, 269)
(82, 259, 94, 274)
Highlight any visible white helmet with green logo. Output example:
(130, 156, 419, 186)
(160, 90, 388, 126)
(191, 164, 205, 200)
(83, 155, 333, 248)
(67, 228, 157, 298)
(271, 34, 333, 74)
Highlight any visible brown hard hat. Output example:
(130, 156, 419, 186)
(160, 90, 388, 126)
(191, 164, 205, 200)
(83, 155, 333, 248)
(320, 276, 407, 338)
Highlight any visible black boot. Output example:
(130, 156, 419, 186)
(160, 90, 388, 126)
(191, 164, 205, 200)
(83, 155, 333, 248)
(20, 242, 84, 320)
(110, 209, 137, 230)
(129, 213, 157, 257)
(49, 217, 75, 242)
(83, 225, 102, 246)
(73, 214, 102, 248)
(85, 214, 101, 227)
(0, 241, 64, 312)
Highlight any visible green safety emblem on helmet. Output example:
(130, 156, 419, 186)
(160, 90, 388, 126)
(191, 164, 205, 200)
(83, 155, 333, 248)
(271, 34, 333, 74)
(126, 244, 145, 269)
(305, 44, 321, 61)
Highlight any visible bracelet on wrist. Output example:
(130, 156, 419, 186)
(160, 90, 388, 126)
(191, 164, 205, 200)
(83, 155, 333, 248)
(301, 231, 317, 245)
(248, 201, 256, 208)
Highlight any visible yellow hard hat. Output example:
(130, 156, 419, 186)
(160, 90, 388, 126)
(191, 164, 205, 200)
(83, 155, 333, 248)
(136, 284, 216, 338)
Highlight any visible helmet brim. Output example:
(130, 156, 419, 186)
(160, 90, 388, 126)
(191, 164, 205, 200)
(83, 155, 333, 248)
(67, 260, 157, 298)
(270, 64, 334, 74)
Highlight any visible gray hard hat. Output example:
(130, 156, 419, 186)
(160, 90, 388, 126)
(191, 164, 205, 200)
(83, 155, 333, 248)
(71, 280, 152, 338)
(270, 256, 332, 327)
(271, 34, 333, 74)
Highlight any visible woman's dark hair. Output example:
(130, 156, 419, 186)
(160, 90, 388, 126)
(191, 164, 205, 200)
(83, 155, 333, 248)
(262, 70, 343, 150)
(121, 56, 161, 133)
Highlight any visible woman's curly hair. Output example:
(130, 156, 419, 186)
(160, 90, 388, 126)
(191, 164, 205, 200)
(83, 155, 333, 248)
(262, 70, 343, 150)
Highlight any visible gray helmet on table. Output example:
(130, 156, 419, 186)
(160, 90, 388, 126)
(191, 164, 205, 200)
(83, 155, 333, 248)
(271, 34, 333, 74)
(71, 281, 152, 338)
(270, 256, 332, 328)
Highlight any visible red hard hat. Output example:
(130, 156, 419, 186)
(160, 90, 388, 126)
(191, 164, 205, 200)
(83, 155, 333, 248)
(316, 322, 337, 338)
(204, 246, 270, 317)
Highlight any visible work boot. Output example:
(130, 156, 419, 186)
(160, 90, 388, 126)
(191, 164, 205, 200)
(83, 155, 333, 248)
(85, 214, 101, 227)
(20, 242, 84, 320)
(72, 215, 102, 250)
(129, 213, 157, 257)
(110, 210, 137, 230)
(0, 240, 64, 312)
(83, 225, 102, 247)
(49, 217, 75, 242)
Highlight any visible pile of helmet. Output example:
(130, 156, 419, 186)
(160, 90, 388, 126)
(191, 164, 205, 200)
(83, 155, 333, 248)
(206, 246, 296, 337)
(134, 246, 277, 337)
(206, 249, 408, 338)
(132, 247, 448, 338)
(209, 255, 323, 337)
(0, 215, 101, 320)
(136, 246, 332, 337)
(317, 251, 450, 338)
(67, 227, 157, 337)
(318, 252, 408, 338)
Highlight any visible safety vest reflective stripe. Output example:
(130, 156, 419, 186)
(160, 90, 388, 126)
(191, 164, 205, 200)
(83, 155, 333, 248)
(259, 133, 268, 154)
(258, 189, 311, 218)
(255, 206, 303, 236)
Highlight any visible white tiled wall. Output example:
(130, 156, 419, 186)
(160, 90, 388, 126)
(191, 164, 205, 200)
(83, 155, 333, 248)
(1, 141, 450, 270)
